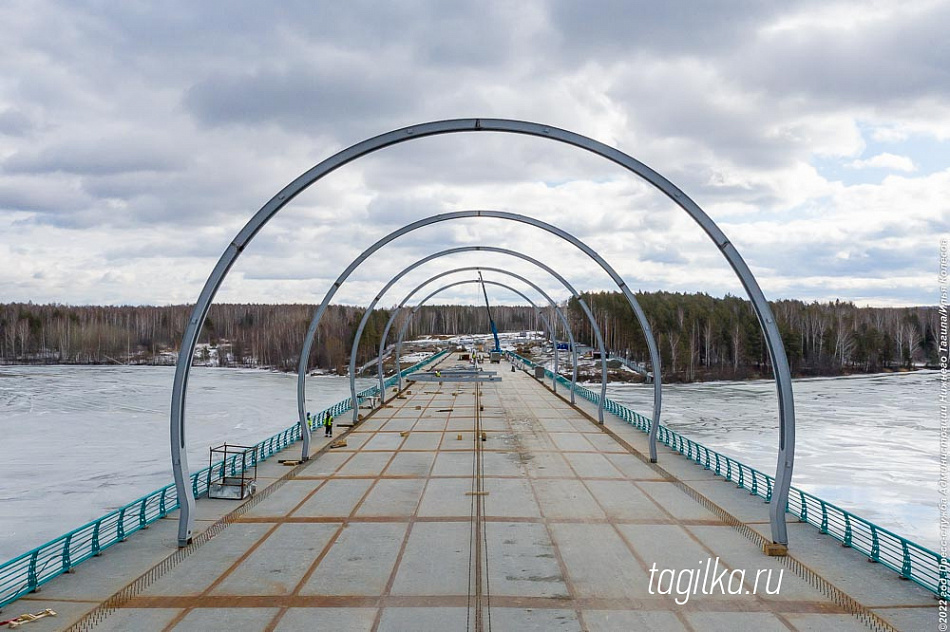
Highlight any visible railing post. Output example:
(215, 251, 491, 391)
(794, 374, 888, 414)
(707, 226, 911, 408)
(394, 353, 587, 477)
(901, 541, 911, 579)
(871, 525, 880, 562)
(27, 550, 38, 593)
(843, 514, 852, 547)
(798, 490, 807, 523)
(62, 534, 72, 572)
(159, 487, 168, 517)
(139, 498, 147, 528)
(117, 508, 126, 542)
(819, 501, 828, 534)
(92, 520, 101, 556)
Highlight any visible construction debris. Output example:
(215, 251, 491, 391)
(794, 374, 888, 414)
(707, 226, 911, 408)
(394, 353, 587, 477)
(329, 439, 348, 449)
(279, 460, 302, 466)
(1, 609, 57, 628)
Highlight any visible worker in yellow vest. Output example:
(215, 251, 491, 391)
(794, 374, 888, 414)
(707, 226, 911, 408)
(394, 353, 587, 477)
(324, 412, 333, 437)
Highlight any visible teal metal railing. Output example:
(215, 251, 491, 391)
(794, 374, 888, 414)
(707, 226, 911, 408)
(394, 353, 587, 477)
(0, 349, 449, 610)
(506, 350, 947, 600)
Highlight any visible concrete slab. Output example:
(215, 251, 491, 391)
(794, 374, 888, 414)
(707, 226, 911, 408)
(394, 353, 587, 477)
(549, 523, 649, 600)
(390, 522, 471, 596)
(417, 477, 477, 517)
(377, 607, 468, 631)
(356, 478, 426, 517)
(533, 479, 606, 520)
(273, 607, 377, 632)
(142, 522, 275, 596)
(483, 477, 542, 519)
(335, 451, 394, 477)
(586, 480, 671, 521)
(562, 451, 624, 478)
(484, 522, 569, 598)
(682, 610, 790, 632)
(171, 607, 280, 631)
(291, 479, 373, 518)
(488, 607, 581, 630)
(583, 609, 688, 632)
(211, 522, 339, 596)
(300, 522, 407, 596)
(93, 607, 183, 631)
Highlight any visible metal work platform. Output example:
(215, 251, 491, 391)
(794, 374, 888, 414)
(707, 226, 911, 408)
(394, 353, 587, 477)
(406, 366, 501, 383)
(12, 357, 936, 631)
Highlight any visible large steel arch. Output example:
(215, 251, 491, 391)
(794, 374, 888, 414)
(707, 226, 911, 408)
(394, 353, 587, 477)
(292, 211, 661, 465)
(172, 118, 793, 548)
(360, 265, 582, 410)
(378, 254, 607, 405)
(348, 264, 579, 417)
(338, 249, 581, 415)
(400, 279, 560, 357)
(353, 244, 617, 410)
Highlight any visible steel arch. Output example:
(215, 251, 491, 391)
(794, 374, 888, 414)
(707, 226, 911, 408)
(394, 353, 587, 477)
(401, 279, 557, 350)
(292, 211, 661, 465)
(339, 252, 581, 417)
(358, 265, 582, 409)
(370, 247, 614, 421)
(171, 118, 793, 548)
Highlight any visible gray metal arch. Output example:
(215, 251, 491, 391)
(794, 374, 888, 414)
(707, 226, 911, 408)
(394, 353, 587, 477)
(349, 264, 579, 417)
(171, 118, 793, 548)
(370, 247, 614, 417)
(292, 211, 661, 466)
(339, 250, 582, 417)
(363, 265, 582, 409)
(400, 279, 558, 358)
(384, 266, 580, 402)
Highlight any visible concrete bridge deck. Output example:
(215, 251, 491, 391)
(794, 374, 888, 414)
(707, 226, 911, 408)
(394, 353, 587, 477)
(13, 356, 935, 631)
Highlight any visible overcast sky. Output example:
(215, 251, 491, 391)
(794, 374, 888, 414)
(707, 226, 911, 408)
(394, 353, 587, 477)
(0, 1, 947, 309)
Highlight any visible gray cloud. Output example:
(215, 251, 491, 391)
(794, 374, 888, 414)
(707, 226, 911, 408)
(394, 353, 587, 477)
(0, 0, 945, 306)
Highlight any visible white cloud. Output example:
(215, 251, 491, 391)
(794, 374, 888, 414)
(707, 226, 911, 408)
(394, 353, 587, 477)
(847, 153, 917, 172)
(0, 0, 947, 307)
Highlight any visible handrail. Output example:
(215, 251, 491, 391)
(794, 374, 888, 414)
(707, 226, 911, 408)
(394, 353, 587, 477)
(0, 349, 448, 610)
(505, 350, 947, 600)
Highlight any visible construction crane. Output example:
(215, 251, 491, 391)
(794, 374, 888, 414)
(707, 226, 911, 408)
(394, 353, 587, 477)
(478, 272, 503, 362)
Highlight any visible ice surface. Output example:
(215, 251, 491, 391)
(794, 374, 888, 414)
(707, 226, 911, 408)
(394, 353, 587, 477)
(606, 371, 939, 549)
(0, 366, 372, 561)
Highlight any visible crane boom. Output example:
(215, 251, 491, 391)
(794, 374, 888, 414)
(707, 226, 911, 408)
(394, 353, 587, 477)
(478, 272, 502, 353)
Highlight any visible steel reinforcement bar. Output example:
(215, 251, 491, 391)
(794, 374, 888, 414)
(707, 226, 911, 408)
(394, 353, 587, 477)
(0, 349, 448, 610)
(505, 350, 946, 600)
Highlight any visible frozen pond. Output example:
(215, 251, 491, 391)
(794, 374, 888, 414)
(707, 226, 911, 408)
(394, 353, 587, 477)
(606, 370, 939, 550)
(0, 365, 372, 562)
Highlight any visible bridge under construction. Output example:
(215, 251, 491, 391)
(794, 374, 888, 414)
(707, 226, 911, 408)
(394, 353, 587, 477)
(7, 353, 935, 631)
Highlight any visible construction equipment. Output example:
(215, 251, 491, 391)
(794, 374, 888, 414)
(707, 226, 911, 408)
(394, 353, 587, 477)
(207, 444, 257, 500)
(477, 272, 502, 361)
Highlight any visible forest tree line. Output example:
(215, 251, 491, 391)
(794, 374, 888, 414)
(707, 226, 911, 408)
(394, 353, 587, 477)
(0, 302, 542, 373)
(0, 293, 940, 380)
(567, 291, 940, 381)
